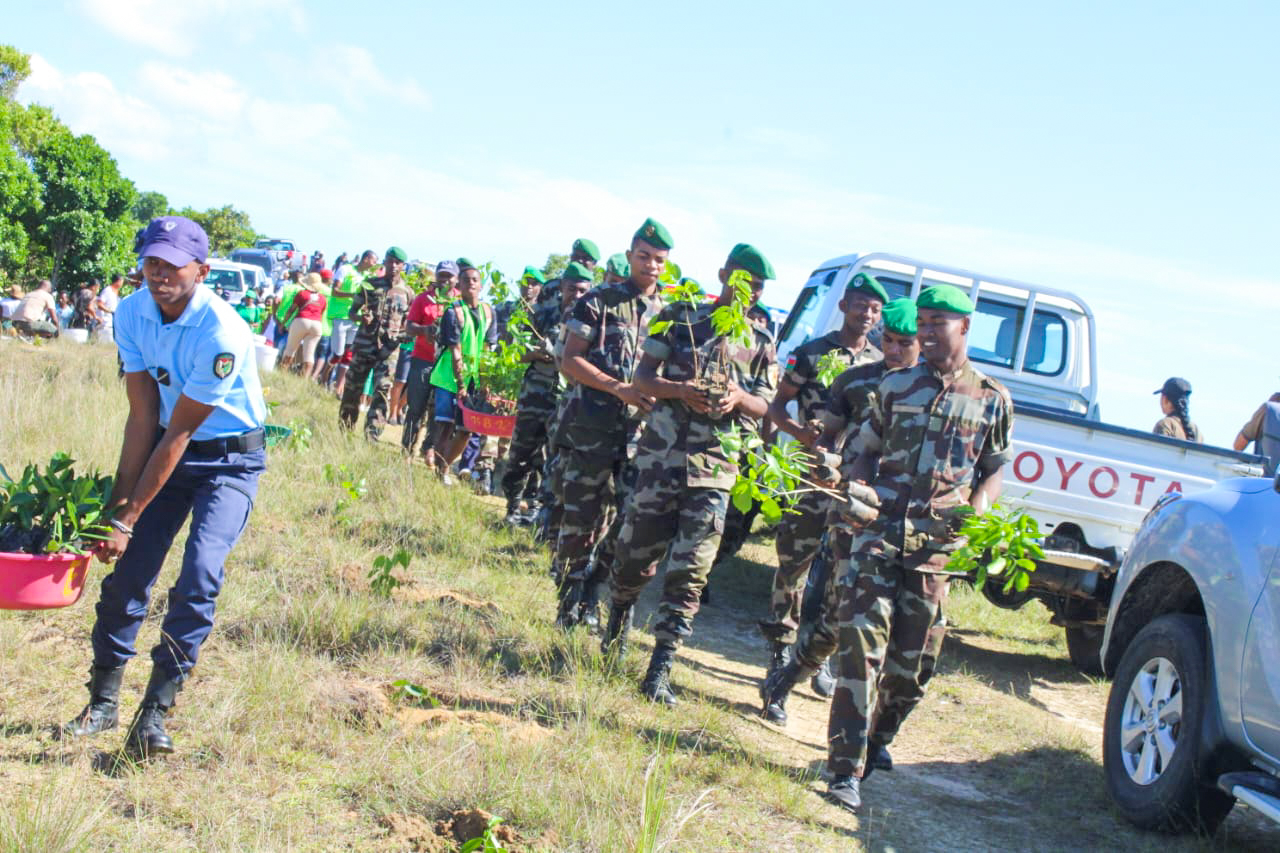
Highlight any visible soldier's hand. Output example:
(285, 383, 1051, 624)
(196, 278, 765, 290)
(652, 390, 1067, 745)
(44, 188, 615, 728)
(615, 383, 655, 413)
(712, 382, 742, 417)
(681, 382, 714, 414)
(796, 420, 823, 449)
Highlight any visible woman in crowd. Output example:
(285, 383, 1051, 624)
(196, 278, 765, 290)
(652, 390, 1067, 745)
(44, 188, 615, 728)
(279, 272, 327, 375)
(1153, 377, 1203, 442)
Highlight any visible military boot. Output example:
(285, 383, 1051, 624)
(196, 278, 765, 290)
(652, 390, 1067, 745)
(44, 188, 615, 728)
(579, 581, 601, 631)
(761, 640, 792, 691)
(504, 496, 522, 526)
(810, 658, 836, 699)
(554, 580, 583, 629)
(123, 667, 182, 760)
(759, 658, 817, 726)
(640, 640, 679, 707)
(601, 602, 634, 659)
(864, 741, 893, 780)
(825, 774, 861, 813)
(62, 664, 126, 738)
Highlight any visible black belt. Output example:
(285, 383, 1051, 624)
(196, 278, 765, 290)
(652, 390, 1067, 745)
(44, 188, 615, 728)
(185, 428, 266, 456)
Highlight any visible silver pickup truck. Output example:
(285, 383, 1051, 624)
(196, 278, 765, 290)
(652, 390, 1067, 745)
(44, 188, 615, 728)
(777, 252, 1264, 672)
(1100, 473, 1280, 833)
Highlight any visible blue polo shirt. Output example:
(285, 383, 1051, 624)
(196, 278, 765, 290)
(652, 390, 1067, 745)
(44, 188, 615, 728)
(115, 283, 267, 440)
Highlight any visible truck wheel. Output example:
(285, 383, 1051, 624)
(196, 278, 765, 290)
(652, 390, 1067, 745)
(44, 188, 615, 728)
(1065, 625, 1105, 677)
(1102, 614, 1234, 834)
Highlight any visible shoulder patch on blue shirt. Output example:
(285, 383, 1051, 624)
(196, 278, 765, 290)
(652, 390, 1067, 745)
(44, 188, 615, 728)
(213, 352, 235, 379)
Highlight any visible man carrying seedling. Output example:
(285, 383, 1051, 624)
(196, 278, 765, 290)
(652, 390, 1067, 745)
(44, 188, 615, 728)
(338, 246, 414, 439)
(602, 244, 777, 705)
(501, 263, 586, 525)
(759, 298, 928, 726)
(759, 273, 886, 682)
(63, 215, 267, 760)
(401, 259, 459, 461)
(552, 220, 667, 629)
(820, 284, 1013, 813)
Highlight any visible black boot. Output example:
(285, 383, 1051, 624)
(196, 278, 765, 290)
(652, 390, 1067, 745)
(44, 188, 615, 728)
(504, 496, 521, 525)
(579, 581, 601, 630)
(810, 658, 836, 699)
(62, 664, 126, 738)
(760, 658, 817, 726)
(555, 580, 583, 629)
(825, 774, 861, 813)
(762, 640, 792, 690)
(641, 641, 679, 707)
(123, 667, 182, 759)
(601, 602, 633, 659)
(865, 741, 893, 778)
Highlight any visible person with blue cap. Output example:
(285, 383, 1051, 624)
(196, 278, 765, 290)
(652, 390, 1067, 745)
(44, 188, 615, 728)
(62, 215, 268, 760)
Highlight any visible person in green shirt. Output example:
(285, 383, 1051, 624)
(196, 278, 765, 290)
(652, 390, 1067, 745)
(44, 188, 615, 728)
(273, 270, 303, 349)
(235, 293, 264, 328)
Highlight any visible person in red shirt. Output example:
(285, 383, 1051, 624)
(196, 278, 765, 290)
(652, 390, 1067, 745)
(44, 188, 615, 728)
(279, 273, 328, 375)
(401, 260, 459, 459)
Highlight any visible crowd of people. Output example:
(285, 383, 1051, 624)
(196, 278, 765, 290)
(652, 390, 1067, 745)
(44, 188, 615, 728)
(0, 274, 123, 340)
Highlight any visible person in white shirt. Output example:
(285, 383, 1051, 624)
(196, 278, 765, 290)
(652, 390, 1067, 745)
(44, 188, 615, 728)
(95, 273, 124, 342)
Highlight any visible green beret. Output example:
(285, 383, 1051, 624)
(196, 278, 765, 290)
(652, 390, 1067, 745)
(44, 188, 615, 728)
(882, 298, 917, 336)
(606, 252, 629, 278)
(727, 243, 776, 280)
(521, 265, 546, 284)
(917, 284, 974, 315)
(845, 272, 888, 303)
(632, 217, 673, 250)
(563, 261, 593, 282)
(386, 246, 408, 262)
(572, 238, 601, 262)
(456, 257, 477, 271)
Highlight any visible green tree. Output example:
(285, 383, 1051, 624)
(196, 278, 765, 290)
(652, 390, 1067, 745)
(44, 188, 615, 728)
(177, 204, 257, 256)
(0, 107, 40, 283)
(0, 44, 31, 101)
(540, 253, 568, 279)
(133, 190, 170, 223)
(31, 129, 137, 287)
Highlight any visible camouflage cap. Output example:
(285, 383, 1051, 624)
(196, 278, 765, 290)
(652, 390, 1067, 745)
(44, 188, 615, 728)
(563, 261, 593, 282)
(606, 252, 630, 278)
(845, 272, 888, 303)
(632, 217, 674, 250)
(882, 298, 917, 336)
(572, 238, 601, 262)
(521, 265, 546, 284)
(386, 246, 408, 262)
(916, 284, 974, 315)
(726, 243, 776, 280)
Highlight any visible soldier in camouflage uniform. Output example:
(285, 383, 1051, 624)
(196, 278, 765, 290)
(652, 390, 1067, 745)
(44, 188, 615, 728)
(501, 264, 588, 524)
(816, 285, 1014, 813)
(760, 274, 887, 678)
(553, 221, 669, 629)
(338, 246, 413, 439)
(604, 244, 778, 705)
(533, 238, 600, 322)
(760, 299, 922, 727)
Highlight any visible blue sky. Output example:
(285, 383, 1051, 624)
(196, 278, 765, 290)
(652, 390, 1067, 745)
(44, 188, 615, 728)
(8, 0, 1279, 444)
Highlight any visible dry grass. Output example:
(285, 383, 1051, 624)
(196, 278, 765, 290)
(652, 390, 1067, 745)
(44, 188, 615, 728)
(0, 339, 1276, 852)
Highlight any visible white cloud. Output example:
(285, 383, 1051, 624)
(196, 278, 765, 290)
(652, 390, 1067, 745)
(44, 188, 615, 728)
(317, 45, 430, 109)
(79, 0, 305, 57)
(137, 62, 247, 119)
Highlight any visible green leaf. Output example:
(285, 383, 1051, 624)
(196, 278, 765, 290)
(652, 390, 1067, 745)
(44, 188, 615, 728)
(1014, 570, 1030, 592)
(760, 497, 782, 524)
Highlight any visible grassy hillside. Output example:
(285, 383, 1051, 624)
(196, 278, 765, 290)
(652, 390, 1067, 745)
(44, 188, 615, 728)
(0, 340, 1275, 852)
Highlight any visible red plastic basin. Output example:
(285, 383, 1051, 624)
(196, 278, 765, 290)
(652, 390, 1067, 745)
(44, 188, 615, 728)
(0, 551, 91, 610)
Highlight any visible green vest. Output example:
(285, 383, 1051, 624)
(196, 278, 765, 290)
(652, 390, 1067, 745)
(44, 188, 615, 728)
(429, 301, 489, 393)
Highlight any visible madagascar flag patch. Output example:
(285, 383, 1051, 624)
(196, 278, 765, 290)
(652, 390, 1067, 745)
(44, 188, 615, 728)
(213, 352, 235, 379)
(785, 353, 798, 371)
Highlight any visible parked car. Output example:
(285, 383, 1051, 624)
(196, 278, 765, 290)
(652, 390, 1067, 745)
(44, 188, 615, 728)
(205, 260, 267, 304)
(776, 252, 1264, 671)
(230, 248, 278, 284)
(1100, 474, 1280, 833)
(255, 238, 303, 273)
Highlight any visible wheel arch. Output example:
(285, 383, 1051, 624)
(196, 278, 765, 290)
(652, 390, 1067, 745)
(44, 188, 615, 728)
(1103, 561, 1205, 677)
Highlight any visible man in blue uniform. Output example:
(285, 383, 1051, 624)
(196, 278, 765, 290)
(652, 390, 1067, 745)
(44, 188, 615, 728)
(62, 215, 268, 760)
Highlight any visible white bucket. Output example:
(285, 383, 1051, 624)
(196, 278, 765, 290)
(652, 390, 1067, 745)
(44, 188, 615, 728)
(255, 343, 278, 373)
(63, 328, 89, 344)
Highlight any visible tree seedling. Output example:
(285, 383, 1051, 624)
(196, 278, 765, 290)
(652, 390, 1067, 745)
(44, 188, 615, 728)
(368, 548, 410, 598)
(0, 453, 115, 555)
(945, 502, 1044, 593)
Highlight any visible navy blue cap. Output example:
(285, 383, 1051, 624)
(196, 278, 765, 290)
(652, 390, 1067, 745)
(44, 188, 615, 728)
(134, 216, 209, 266)
(436, 260, 460, 276)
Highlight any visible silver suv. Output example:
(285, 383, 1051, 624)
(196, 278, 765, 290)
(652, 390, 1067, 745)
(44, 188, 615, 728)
(1101, 475, 1280, 833)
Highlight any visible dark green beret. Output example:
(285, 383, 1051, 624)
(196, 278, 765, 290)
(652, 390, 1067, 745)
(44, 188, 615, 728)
(727, 243, 776, 280)
(572, 238, 601, 262)
(606, 252, 629, 278)
(917, 284, 974, 315)
(632, 217, 673, 250)
(845, 272, 888, 303)
(563, 261, 593, 282)
(521, 265, 546, 284)
(882, 298, 917, 336)
(456, 257, 477, 271)
(386, 246, 408, 262)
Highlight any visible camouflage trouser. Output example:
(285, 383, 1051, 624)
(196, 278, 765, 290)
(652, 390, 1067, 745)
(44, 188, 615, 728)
(501, 389, 557, 507)
(827, 538, 950, 778)
(338, 342, 396, 438)
(712, 492, 761, 568)
(473, 436, 506, 474)
(610, 468, 729, 644)
(555, 448, 633, 588)
(762, 489, 831, 644)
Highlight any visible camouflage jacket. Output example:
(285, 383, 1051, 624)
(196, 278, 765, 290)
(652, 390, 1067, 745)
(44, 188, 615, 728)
(559, 278, 664, 455)
(348, 274, 412, 350)
(637, 301, 777, 489)
(782, 332, 881, 422)
(822, 359, 887, 476)
(519, 296, 566, 393)
(857, 359, 1014, 571)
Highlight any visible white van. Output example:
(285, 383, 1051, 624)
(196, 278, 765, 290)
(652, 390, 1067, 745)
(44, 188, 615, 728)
(205, 259, 268, 304)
